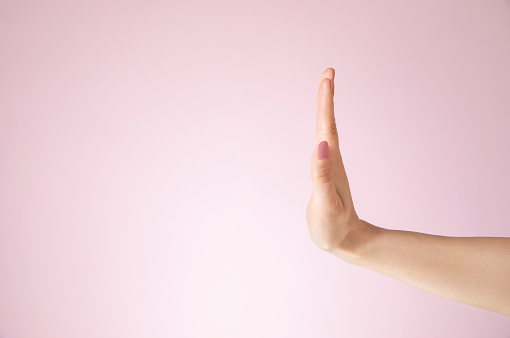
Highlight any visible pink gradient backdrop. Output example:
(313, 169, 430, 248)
(1, 0, 510, 337)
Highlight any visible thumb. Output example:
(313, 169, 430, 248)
(311, 140, 342, 207)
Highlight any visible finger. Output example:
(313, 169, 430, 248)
(315, 68, 337, 146)
(310, 140, 343, 209)
(314, 68, 353, 205)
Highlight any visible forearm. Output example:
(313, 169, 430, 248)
(334, 219, 510, 316)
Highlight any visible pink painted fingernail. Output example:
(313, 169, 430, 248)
(318, 140, 329, 159)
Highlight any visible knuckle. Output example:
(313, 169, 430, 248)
(312, 167, 333, 184)
(329, 122, 338, 135)
(316, 122, 338, 136)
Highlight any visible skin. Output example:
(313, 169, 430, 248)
(306, 67, 510, 317)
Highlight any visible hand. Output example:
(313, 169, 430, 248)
(306, 69, 510, 317)
(306, 68, 373, 261)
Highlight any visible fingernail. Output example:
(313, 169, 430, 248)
(331, 68, 335, 92)
(318, 140, 329, 159)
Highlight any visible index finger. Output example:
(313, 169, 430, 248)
(315, 68, 337, 146)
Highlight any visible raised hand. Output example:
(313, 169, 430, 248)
(306, 68, 373, 261)
(305, 69, 510, 317)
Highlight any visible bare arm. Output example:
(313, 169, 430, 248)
(335, 220, 510, 316)
(306, 67, 510, 317)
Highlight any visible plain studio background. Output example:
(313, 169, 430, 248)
(1, 0, 510, 337)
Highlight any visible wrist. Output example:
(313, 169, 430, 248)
(330, 218, 386, 267)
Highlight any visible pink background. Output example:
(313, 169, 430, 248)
(1, 0, 510, 337)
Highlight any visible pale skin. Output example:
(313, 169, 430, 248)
(306, 67, 510, 317)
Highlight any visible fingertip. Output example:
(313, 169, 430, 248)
(320, 67, 335, 82)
